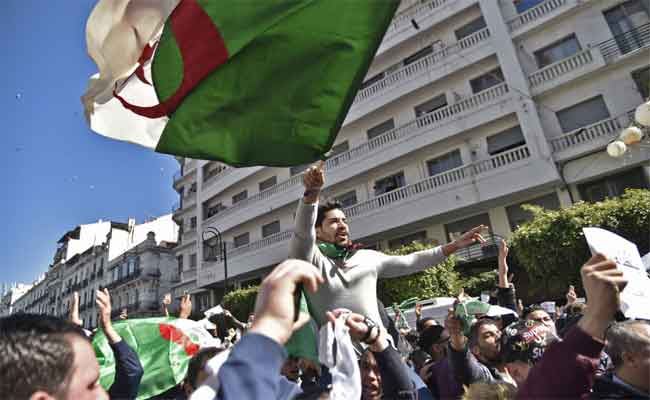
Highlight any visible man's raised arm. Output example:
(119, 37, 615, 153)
(289, 161, 324, 263)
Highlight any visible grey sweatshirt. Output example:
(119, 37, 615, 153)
(289, 199, 447, 329)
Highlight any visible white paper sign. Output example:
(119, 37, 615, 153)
(583, 227, 650, 320)
(203, 305, 224, 318)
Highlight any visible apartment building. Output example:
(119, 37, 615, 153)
(170, 0, 650, 310)
(0, 283, 32, 317)
(10, 215, 179, 329)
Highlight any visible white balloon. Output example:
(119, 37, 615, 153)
(619, 126, 644, 145)
(635, 101, 650, 127)
(607, 141, 627, 158)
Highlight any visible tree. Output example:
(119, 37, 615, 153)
(510, 189, 650, 299)
(222, 285, 258, 321)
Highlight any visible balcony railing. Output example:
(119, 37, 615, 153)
(528, 48, 593, 89)
(346, 145, 531, 219)
(507, 0, 567, 32)
(455, 233, 505, 263)
(598, 23, 650, 64)
(106, 269, 141, 290)
(181, 268, 197, 282)
(203, 165, 234, 187)
(202, 84, 510, 225)
(550, 111, 633, 154)
(354, 28, 490, 104)
(224, 231, 293, 260)
(383, 0, 450, 39)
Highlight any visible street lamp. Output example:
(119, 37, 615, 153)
(202, 227, 228, 296)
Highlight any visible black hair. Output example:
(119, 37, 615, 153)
(0, 313, 88, 400)
(185, 347, 223, 389)
(316, 201, 343, 228)
(522, 304, 545, 319)
(468, 318, 498, 349)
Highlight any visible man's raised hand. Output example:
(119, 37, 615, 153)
(96, 288, 121, 344)
(302, 161, 325, 203)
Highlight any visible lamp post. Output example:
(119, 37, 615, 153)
(202, 227, 228, 296)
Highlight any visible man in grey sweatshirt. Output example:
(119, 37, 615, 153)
(289, 161, 486, 331)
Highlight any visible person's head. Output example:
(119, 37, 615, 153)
(247, 314, 255, 324)
(500, 319, 558, 386)
(359, 350, 382, 400)
(281, 356, 301, 382)
(468, 319, 501, 365)
(417, 317, 437, 332)
(461, 382, 517, 400)
(605, 320, 650, 392)
(0, 313, 108, 400)
(183, 347, 224, 395)
(566, 303, 586, 316)
(523, 306, 556, 335)
(418, 325, 450, 362)
(316, 202, 349, 246)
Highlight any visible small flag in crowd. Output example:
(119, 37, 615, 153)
(93, 317, 219, 400)
(83, 0, 399, 167)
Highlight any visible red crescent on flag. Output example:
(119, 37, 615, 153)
(159, 323, 200, 356)
(114, 0, 229, 119)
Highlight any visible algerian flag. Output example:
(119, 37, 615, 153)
(93, 317, 220, 400)
(83, 0, 398, 167)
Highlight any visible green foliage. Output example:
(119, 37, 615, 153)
(458, 270, 498, 297)
(222, 285, 259, 321)
(378, 242, 461, 305)
(510, 189, 650, 297)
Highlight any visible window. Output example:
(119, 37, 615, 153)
(454, 17, 487, 40)
(506, 193, 561, 231)
(259, 176, 277, 192)
(189, 253, 197, 268)
(534, 35, 581, 68)
(189, 182, 197, 193)
(487, 126, 526, 155)
(470, 68, 504, 93)
(203, 162, 227, 182)
(234, 232, 250, 248)
(579, 168, 648, 202)
(329, 141, 350, 157)
(262, 221, 281, 238)
(427, 150, 463, 176)
(445, 213, 491, 242)
(374, 172, 405, 196)
(290, 164, 310, 176)
(359, 72, 386, 91)
(177, 255, 184, 274)
(127, 259, 135, 275)
(604, 1, 650, 37)
(556, 96, 610, 133)
(205, 202, 226, 218)
(232, 190, 248, 204)
(388, 231, 427, 250)
(190, 216, 197, 229)
(334, 190, 358, 208)
(367, 119, 395, 140)
(632, 66, 650, 99)
(414, 94, 447, 118)
(514, 0, 545, 14)
(403, 45, 433, 66)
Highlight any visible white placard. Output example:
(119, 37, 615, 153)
(203, 305, 224, 318)
(583, 227, 650, 320)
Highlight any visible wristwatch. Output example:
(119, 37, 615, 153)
(361, 316, 378, 344)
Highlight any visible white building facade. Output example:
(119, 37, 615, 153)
(8, 215, 179, 329)
(0, 283, 32, 317)
(171, 0, 650, 310)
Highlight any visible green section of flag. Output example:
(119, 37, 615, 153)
(152, 0, 398, 167)
(285, 292, 319, 363)
(93, 317, 193, 400)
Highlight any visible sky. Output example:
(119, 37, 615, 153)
(0, 1, 180, 288)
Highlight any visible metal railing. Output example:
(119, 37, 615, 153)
(507, 0, 567, 32)
(454, 233, 504, 262)
(354, 28, 490, 104)
(106, 269, 141, 290)
(599, 23, 650, 63)
(384, 0, 450, 38)
(550, 111, 633, 153)
(528, 48, 594, 89)
(181, 268, 197, 282)
(346, 145, 531, 219)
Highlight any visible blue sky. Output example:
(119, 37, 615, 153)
(1, 1, 179, 288)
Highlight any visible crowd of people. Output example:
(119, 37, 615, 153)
(1, 163, 648, 400)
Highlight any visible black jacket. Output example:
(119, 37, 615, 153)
(589, 373, 649, 399)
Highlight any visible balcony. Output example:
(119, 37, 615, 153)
(550, 110, 634, 161)
(346, 145, 532, 220)
(454, 233, 504, 264)
(202, 84, 513, 231)
(527, 48, 604, 95)
(198, 145, 552, 287)
(598, 23, 650, 64)
(345, 27, 493, 125)
(507, 0, 579, 36)
(105, 269, 141, 290)
(181, 268, 197, 282)
(377, 0, 478, 56)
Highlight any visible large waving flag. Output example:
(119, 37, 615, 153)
(93, 317, 220, 400)
(83, 0, 398, 167)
